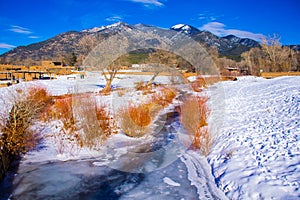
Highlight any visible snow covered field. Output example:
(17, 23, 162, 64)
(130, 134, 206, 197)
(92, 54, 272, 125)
(0, 74, 299, 199)
(207, 76, 300, 199)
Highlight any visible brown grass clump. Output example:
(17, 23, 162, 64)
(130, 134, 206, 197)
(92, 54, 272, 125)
(0, 86, 51, 155)
(151, 87, 176, 107)
(44, 93, 117, 152)
(180, 95, 212, 155)
(95, 103, 117, 139)
(118, 86, 177, 138)
(134, 81, 147, 91)
(192, 127, 212, 156)
(118, 102, 161, 137)
(190, 76, 222, 92)
(129, 103, 152, 127)
(118, 103, 150, 137)
(49, 96, 81, 154)
(190, 77, 207, 92)
(53, 97, 76, 130)
(74, 95, 116, 149)
(28, 87, 53, 106)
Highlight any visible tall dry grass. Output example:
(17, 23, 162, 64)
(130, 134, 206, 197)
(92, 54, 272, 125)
(190, 76, 221, 92)
(48, 96, 81, 155)
(118, 87, 177, 137)
(74, 95, 116, 149)
(180, 95, 212, 155)
(151, 87, 176, 107)
(118, 102, 155, 137)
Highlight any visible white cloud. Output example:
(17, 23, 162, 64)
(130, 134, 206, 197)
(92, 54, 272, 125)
(28, 36, 41, 39)
(126, 0, 164, 7)
(105, 15, 123, 22)
(201, 22, 226, 35)
(197, 12, 220, 22)
(200, 22, 264, 41)
(0, 43, 16, 49)
(210, 16, 216, 21)
(9, 25, 32, 34)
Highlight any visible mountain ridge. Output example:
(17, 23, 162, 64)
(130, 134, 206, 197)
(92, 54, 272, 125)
(0, 22, 261, 64)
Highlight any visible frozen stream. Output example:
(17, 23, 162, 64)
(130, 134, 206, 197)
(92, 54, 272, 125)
(0, 107, 226, 200)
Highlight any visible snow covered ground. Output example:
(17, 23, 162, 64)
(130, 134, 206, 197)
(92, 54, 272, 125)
(1, 72, 225, 199)
(207, 76, 300, 199)
(0, 74, 299, 199)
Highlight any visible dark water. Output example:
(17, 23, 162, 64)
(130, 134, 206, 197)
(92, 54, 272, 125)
(9, 160, 144, 200)
(0, 109, 197, 200)
(0, 156, 21, 200)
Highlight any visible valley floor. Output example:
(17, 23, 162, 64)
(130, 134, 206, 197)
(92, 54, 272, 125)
(0, 73, 299, 199)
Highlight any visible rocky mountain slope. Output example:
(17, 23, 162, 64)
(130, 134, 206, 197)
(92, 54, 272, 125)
(171, 24, 259, 59)
(0, 22, 260, 64)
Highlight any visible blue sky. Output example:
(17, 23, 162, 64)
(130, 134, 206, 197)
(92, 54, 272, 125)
(0, 0, 299, 55)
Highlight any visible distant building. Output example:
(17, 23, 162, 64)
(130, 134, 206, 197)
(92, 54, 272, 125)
(42, 61, 64, 68)
(131, 64, 151, 70)
(0, 61, 75, 83)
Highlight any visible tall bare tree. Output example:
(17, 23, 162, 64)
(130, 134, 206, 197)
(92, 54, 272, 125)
(241, 47, 264, 75)
(83, 34, 130, 93)
(145, 50, 178, 86)
(261, 34, 293, 72)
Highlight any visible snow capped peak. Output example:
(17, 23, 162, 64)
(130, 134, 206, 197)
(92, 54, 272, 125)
(81, 22, 129, 33)
(171, 24, 186, 29)
(106, 22, 124, 29)
(181, 25, 191, 30)
(81, 26, 106, 33)
(171, 24, 200, 36)
(171, 24, 192, 31)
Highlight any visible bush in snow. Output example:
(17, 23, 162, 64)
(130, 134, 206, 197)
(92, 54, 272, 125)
(76, 96, 117, 148)
(134, 81, 147, 91)
(118, 101, 161, 137)
(190, 76, 221, 92)
(118, 87, 177, 137)
(45, 93, 117, 154)
(180, 95, 212, 155)
(0, 86, 51, 156)
(49, 96, 81, 155)
(151, 87, 176, 107)
(118, 102, 152, 137)
(190, 77, 207, 92)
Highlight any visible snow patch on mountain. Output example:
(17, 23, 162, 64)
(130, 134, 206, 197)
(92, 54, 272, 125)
(171, 24, 192, 32)
(171, 24, 185, 29)
(81, 22, 125, 33)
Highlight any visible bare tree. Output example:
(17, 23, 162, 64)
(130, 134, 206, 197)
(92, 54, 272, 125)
(145, 50, 178, 86)
(216, 57, 238, 76)
(261, 34, 293, 72)
(295, 51, 300, 71)
(241, 47, 264, 75)
(289, 48, 299, 71)
(83, 34, 130, 93)
(83, 27, 217, 93)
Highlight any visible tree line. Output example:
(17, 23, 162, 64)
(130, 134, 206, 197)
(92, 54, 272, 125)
(210, 34, 300, 76)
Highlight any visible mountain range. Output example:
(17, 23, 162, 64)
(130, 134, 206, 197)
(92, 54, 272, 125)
(0, 22, 261, 64)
